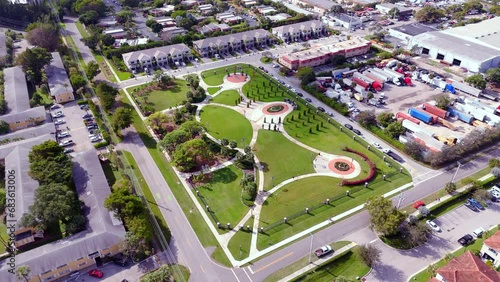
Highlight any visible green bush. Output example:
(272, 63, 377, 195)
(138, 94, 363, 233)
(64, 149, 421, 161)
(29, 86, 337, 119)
(77, 100, 89, 105)
(94, 141, 108, 149)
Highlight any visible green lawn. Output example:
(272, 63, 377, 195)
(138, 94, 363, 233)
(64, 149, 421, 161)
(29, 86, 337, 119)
(197, 165, 249, 228)
(199, 105, 253, 147)
(264, 241, 351, 282)
(254, 130, 315, 190)
(128, 79, 189, 112)
(94, 52, 117, 82)
(291, 246, 370, 282)
(210, 90, 240, 106)
(101, 158, 122, 187)
(0, 222, 6, 253)
(207, 87, 220, 95)
(228, 217, 254, 260)
(410, 226, 500, 282)
(257, 172, 411, 250)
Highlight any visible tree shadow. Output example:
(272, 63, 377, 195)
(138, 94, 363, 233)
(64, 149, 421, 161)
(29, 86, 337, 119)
(259, 162, 269, 172)
(209, 167, 238, 184)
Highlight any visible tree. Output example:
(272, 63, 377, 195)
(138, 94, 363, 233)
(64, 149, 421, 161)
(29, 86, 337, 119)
(415, 6, 445, 23)
(79, 10, 100, 25)
(331, 55, 346, 66)
(160, 129, 190, 152)
(296, 67, 315, 85)
(70, 74, 85, 90)
(358, 244, 381, 267)
(229, 140, 237, 149)
(122, 232, 150, 261)
(365, 196, 405, 236)
(146, 111, 171, 135)
(180, 121, 204, 137)
(404, 141, 425, 161)
(73, 0, 108, 16)
(29, 140, 73, 186)
(357, 110, 376, 127)
(387, 7, 400, 19)
(26, 20, 59, 51)
(21, 183, 79, 229)
(85, 61, 100, 80)
(489, 158, 500, 168)
(0, 120, 9, 134)
(220, 138, 229, 146)
(384, 122, 406, 139)
(464, 74, 487, 90)
(95, 82, 118, 111)
(115, 9, 135, 24)
(172, 139, 214, 172)
(112, 108, 133, 130)
(491, 167, 500, 178)
(377, 112, 394, 128)
(105, 179, 144, 219)
(121, 0, 140, 7)
(474, 189, 492, 202)
(15, 47, 52, 85)
(405, 221, 431, 247)
(445, 182, 457, 194)
(127, 216, 152, 241)
(15, 265, 30, 282)
(81, 32, 100, 50)
(434, 94, 452, 110)
(150, 22, 163, 33)
(141, 265, 172, 282)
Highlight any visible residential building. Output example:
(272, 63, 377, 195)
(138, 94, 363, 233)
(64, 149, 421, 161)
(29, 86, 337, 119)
(216, 12, 243, 24)
(114, 37, 149, 48)
(198, 23, 231, 35)
(1, 67, 46, 131)
(0, 149, 126, 282)
(272, 20, 326, 42)
(242, 0, 257, 7)
(122, 44, 193, 71)
(149, 5, 175, 17)
(290, 0, 340, 15)
(376, 3, 413, 18)
(408, 17, 500, 73)
(153, 17, 176, 27)
(181, 0, 203, 7)
(328, 14, 363, 30)
(481, 230, 500, 268)
(388, 23, 436, 45)
(46, 52, 75, 104)
(103, 27, 127, 39)
(159, 27, 187, 41)
(430, 251, 500, 282)
(256, 5, 277, 15)
(193, 29, 273, 57)
(278, 36, 371, 70)
(198, 4, 213, 14)
(96, 17, 117, 27)
(267, 13, 291, 23)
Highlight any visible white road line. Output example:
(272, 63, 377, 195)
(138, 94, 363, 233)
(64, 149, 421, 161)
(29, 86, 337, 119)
(243, 268, 254, 282)
(231, 269, 241, 282)
(247, 266, 254, 274)
(369, 239, 378, 244)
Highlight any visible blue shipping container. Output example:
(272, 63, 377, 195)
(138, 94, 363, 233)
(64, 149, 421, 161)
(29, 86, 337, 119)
(449, 108, 474, 124)
(408, 108, 433, 124)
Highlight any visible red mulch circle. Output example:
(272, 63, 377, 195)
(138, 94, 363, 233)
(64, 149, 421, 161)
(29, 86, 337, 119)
(262, 103, 289, 115)
(226, 73, 247, 83)
(327, 158, 355, 175)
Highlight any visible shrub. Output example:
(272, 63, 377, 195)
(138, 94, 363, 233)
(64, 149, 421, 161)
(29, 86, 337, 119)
(341, 147, 376, 186)
(94, 141, 108, 149)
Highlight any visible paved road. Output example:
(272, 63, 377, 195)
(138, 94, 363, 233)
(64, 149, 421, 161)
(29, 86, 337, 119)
(62, 17, 95, 65)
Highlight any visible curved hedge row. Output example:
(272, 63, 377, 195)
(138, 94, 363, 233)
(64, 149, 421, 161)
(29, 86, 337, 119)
(341, 147, 376, 186)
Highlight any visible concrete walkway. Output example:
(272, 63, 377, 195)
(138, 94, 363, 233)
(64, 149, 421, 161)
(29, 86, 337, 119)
(278, 242, 358, 282)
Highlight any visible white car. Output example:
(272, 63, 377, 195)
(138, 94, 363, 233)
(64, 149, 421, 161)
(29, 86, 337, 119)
(90, 136, 101, 143)
(54, 119, 65, 125)
(373, 142, 382, 149)
(57, 131, 70, 138)
(88, 134, 98, 139)
(426, 220, 441, 232)
(59, 140, 73, 147)
(52, 111, 64, 118)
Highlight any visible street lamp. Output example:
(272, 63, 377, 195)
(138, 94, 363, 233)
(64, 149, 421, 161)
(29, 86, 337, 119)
(451, 161, 462, 183)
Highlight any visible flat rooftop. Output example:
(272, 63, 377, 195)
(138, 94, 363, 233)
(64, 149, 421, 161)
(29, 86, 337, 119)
(282, 36, 370, 61)
(391, 23, 436, 37)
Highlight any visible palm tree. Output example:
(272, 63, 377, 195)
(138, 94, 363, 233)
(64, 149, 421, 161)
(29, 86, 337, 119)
(16, 265, 30, 282)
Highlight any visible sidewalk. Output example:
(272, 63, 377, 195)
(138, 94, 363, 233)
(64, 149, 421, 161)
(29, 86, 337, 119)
(278, 242, 357, 282)
(410, 173, 493, 217)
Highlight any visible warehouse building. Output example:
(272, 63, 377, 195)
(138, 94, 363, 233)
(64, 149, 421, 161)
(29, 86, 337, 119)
(408, 17, 500, 73)
(388, 23, 436, 45)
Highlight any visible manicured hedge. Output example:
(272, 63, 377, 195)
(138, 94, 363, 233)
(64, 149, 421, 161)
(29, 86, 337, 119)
(341, 147, 376, 186)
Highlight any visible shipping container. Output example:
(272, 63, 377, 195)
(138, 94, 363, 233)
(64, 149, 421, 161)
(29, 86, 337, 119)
(364, 72, 385, 88)
(353, 72, 374, 83)
(402, 119, 423, 133)
(437, 118, 456, 131)
(420, 109, 439, 123)
(451, 81, 482, 97)
(413, 131, 446, 152)
(448, 108, 474, 124)
(408, 108, 433, 124)
(369, 68, 392, 82)
(422, 103, 449, 119)
(383, 68, 404, 80)
(395, 112, 420, 124)
(352, 77, 370, 90)
(455, 104, 487, 121)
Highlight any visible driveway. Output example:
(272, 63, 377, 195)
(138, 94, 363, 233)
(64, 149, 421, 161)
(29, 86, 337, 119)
(52, 101, 96, 153)
(365, 203, 500, 282)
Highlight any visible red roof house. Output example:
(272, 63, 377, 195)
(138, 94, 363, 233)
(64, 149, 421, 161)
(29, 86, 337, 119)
(429, 251, 500, 282)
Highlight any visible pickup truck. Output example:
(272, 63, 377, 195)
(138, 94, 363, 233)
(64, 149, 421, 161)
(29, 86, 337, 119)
(314, 245, 333, 257)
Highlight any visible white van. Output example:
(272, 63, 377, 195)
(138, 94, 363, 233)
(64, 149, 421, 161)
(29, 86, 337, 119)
(473, 227, 485, 238)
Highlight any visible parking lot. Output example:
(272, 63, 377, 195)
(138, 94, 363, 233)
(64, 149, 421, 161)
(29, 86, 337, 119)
(50, 101, 101, 154)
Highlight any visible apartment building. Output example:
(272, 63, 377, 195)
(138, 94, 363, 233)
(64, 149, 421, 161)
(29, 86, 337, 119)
(481, 230, 500, 268)
(47, 52, 75, 104)
(271, 20, 326, 42)
(122, 44, 193, 71)
(193, 29, 273, 57)
(279, 36, 371, 70)
(1, 67, 46, 131)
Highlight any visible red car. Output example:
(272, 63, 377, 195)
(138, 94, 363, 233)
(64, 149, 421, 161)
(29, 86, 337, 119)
(88, 269, 103, 278)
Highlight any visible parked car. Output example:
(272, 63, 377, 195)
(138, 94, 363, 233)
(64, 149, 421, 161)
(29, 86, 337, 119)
(59, 140, 73, 147)
(54, 119, 65, 125)
(426, 220, 441, 232)
(87, 125, 98, 130)
(457, 234, 474, 246)
(83, 116, 93, 121)
(88, 269, 104, 278)
(112, 254, 128, 267)
(90, 136, 102, 143)
(344, 124, 353, 130)
(352, 129, 362, 135)
(305, 98, 312, 103)
(297, 92, 304, 97)
(63, 148, 74, 154)
(50, 104, 60, 110)
(327, 112, 333, 117)
(52, 111, 64, 118)
(468, 198, 485, 210)
(317, 107, 325, 112)
(373, 142, 382, 149)
(464, 201, 479, 212)
(57, 131, 70, 138)
(82, 113, 93, 119)
(79, 104, 89, 110)
(314, 245, 333, 257)
(473, 227, 485, 238)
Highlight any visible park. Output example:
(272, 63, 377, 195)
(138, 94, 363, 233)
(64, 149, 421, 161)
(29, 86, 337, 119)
(133, 63, 412, 263)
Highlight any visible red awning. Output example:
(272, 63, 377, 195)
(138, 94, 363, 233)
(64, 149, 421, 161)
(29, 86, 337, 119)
(413, 201, 425, 209)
